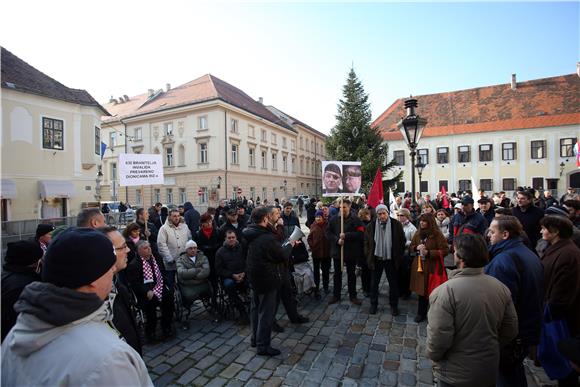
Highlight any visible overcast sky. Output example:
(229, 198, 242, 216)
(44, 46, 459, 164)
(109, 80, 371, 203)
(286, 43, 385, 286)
(1, 1, 578, 134)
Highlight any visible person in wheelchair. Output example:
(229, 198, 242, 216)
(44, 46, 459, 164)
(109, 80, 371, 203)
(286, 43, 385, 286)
(215, 230, 249, 325)
(176, 240, 211, 324)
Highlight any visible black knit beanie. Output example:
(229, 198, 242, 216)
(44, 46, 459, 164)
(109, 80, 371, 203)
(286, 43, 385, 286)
(42, 227, 116, 289)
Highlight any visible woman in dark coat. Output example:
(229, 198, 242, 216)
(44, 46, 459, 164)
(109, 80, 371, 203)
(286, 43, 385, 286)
(409, 213, 449, 322)
(539, 215, 580, 386)
(195, 213, 221, 306)
(122, 222, 143, 265)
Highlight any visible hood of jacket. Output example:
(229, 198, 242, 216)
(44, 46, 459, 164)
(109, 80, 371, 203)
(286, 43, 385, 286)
(7, 281, 112, 357)
(165, 216, 185, 228)
(183, 202, 194, 212)
(242, 224, 271, 243)
(488, 238, 523, 258)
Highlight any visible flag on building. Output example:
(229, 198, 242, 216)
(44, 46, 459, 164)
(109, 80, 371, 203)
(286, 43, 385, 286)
(575, 137, 580, 168)
(368, 168, 384, 208)
(100, 142, 107, 160)
(441, 185, 450, 209)
(471, 177, 480, 210)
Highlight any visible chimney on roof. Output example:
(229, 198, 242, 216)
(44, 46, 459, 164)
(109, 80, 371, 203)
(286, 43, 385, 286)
(109, 96, 117, 104)
(258, 97, 263, 104)
(511, 74, 517, 90)
(166, 83, 171, 92)
(123, 94, 129, 101)
(148, 89, 154, 97)
(118, 96, 125, 103)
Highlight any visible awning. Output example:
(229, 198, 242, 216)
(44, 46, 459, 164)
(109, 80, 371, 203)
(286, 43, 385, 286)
(1, 179, 17, 199)
(39, 180, 75, 199)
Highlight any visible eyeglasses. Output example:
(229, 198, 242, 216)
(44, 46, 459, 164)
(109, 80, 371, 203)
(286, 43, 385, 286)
(114, 243, 128, 251)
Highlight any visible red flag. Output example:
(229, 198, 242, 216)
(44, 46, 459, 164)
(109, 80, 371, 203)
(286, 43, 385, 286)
(441, 185, 450, 209)
(368, 168, 384, 208)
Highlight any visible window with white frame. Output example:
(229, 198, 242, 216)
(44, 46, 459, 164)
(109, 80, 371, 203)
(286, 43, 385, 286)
(179, 188, 187, 204)
(166, 188, 173, 204)
(261, 150, 267, 169)
(110, 132, 117, 148)
(262, 187, 267, 201)
(457, 180, 470, 192)
(248, 125, 255, 138)
(560, 138, 576, 157)
(291, 157, 296, 173)
(231, 144, 239, 164)
(230, 118, 238, 133)
(305, 140, 309, 152)
(311, 140, 315, 153)
(199, 187, 208, 204)
(418, 148, 429, 164)
(199, 116, 208, 130)
(306, 160, 310, 175)
(531, 140, 546, 159)
(154, 189, 160, 203)
(282, 137, 287, 148)
(300, 137, 304, 150)
(502, 142, 517, 161)
(271, 133, 277, 145)
(291, 140, 296, 151)
(480, 179, 493, 191)
(261, 129, 267, 142)
(272, 153, 277, 170)
(135, 189, 142, 205)
(199, 143, 208, 163)
(394, 150, 405, 166)
(300, 159, 304, 174)
(283, 155, 288, 172)
(134, 127, 142, 141)
(95, 127, 100, 155)
(250, 187, 255, 199)
(42, 117, 64, 150)
(165, 147, 174, 166)
(164, 122, 173, 135)
(458, 145, 471, 162)
(503, 178, 516, 191)
(249, 148, 255, 167)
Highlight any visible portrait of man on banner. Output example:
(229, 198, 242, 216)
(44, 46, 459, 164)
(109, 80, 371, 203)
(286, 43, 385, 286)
(322, 162, 343, 195)
(342, 164, 362, 194)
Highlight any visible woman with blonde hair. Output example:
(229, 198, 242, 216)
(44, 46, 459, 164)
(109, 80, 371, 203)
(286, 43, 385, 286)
(409, 213, 449, 322)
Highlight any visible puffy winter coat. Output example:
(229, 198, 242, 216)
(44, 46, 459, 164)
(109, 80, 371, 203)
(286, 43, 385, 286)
(176, 250, 210, 287)
(427, 268, 518, 387)
(215, 241, 246, 279)
(157, 217, 192, 271)
(1, 282, 152, 386)
(183, 202, 201, 236)
(307, 221, 330, 259)
(326, 213, 365, 262)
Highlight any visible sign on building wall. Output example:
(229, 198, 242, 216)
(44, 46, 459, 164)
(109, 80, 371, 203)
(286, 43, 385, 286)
(119, 153, 164, 187)
(322, 160, 362, 197)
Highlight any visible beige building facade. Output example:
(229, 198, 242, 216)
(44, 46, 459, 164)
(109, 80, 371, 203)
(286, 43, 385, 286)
(373, 73, 580, 197)
(100, 75, 326, 209)
(1, 48, 107, 221)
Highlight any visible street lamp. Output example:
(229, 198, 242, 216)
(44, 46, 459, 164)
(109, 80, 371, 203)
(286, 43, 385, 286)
(283, 180, 287, 197)
(397, 98, 428, 220)
(416, 162, 426, 198)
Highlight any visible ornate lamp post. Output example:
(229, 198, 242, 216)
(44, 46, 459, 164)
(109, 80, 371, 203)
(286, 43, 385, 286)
(397, 98, 428, 220)
(416, 162, 426, 198)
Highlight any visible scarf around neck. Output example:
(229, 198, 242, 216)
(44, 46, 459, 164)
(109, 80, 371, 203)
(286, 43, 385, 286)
(373, 218, 392, 260)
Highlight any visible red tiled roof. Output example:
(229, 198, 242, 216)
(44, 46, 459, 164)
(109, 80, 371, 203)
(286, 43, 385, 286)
(373, 74, 580, 141)
(1, 47, 109, 115)
(102, 74, 294, 131)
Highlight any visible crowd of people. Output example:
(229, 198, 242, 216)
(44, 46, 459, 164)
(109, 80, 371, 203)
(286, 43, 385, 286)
(1, 186, 579, 386)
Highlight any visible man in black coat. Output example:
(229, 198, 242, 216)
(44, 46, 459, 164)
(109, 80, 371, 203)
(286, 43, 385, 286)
(512, 190, 545, 249)
(243, 206, 296, 356)
(326, 199, 365, 305)
(363, 204, 406, 315)
(127, 240, 174, 342)
(99, 226, 142, 355)
(1, 240, 43, 342)
(183, 201, 201, 236)
(218, 208, 246, 247)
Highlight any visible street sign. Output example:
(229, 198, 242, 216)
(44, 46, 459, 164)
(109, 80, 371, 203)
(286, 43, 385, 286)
(197, 188, 203, 196)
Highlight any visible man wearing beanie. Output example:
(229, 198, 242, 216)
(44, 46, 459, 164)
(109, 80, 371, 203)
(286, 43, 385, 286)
(1, 227, 153, 386)
(1, 240, 43, 341)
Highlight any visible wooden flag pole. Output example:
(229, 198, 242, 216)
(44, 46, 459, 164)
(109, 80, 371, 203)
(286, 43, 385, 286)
(143, 184, 148, 233)
(340, 196, 344, 270)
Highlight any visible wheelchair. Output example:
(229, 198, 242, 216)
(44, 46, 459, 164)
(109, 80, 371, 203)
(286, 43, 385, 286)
(173, 281, 218, 329)
(214, 277, 251, 322)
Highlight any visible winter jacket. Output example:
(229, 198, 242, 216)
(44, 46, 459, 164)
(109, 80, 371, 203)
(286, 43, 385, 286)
(112, 276, 142, 355)
(218, 220, 246, 247)
(486, 238, 544, 345)
(477, 208, 496, 227)
(427, 268, 518, 387)
(183, 202, 201, 236)
(1, 282, 152, 386)
(215, 241, 246, 279)
(136, 220, 160, 258)
(449, 210, 487, 244)
(126, 254, 172, 305)
(435, 217, 450, 240)
(364, 218, 406, 271)
(307, 221, 330, 259)
(176, 250, 210, 287)
(541, 238, 580, 336)
(157, 217, 192, 271)
(306, 202, 317, 228)
(243, 224, 292, 294)
(409, 230, 449, 297)
(512, 205, 545, 249)
(326, 213, 365, 262)
(281, 212, 301, 239)
(1, 269, 39, 342)
(401, 221, 417, 254)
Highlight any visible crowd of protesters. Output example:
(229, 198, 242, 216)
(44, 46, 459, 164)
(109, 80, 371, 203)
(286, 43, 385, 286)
(1, 186, 579, 386)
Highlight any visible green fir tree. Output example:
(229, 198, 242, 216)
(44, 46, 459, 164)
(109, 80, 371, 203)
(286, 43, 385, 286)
(326, 68, 401, 197)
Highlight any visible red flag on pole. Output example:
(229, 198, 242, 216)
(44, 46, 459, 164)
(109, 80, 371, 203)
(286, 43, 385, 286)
(368, 168, 384, 208)
(441, 185, 449, 209)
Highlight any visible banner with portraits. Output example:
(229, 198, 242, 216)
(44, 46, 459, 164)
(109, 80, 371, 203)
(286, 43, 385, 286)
(322, 161, 362, 197)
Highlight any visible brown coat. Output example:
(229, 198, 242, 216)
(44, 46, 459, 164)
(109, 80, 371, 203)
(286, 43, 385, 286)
(307, 221, 330, 259)
(541, 238, 580, 336)
(409, 231, 449, 297)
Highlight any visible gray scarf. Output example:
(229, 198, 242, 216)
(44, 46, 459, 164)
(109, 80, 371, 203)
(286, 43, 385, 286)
(373, 217, 392, 260)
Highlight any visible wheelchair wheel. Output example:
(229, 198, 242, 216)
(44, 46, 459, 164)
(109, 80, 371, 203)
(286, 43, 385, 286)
(173, 286, 184, 322)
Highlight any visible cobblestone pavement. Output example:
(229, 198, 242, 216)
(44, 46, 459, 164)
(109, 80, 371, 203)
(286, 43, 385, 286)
(143, 215, 549, 386)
